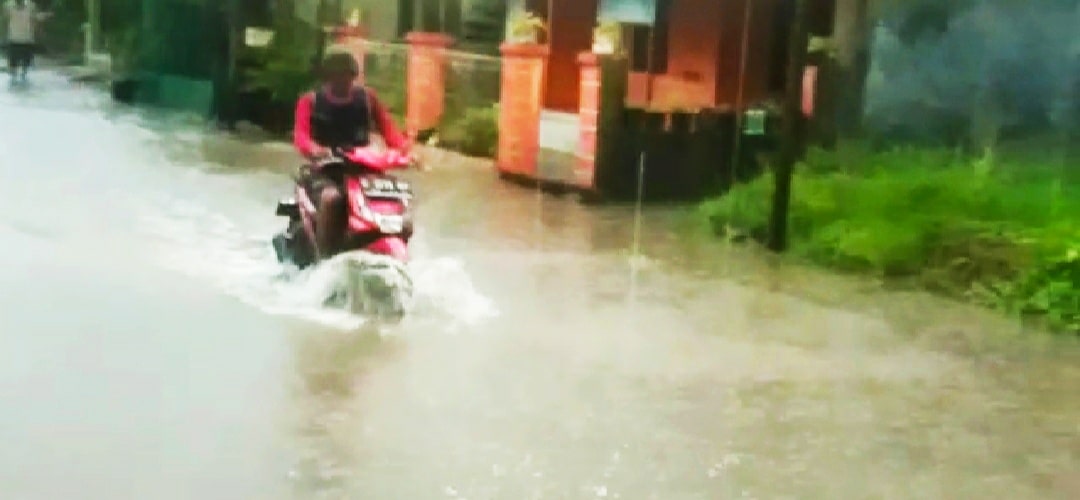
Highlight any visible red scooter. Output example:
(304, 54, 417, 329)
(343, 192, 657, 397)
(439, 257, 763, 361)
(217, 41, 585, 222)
(272, 146, 417, 320)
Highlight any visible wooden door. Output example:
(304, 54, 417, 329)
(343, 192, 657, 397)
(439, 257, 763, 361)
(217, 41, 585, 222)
(544, 0, 598, 112)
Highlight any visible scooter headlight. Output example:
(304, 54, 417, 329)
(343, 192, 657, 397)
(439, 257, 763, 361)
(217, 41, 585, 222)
(357, 196, 375, 220)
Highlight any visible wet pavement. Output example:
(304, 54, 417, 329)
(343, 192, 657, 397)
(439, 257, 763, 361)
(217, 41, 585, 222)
(0, 70, 1078, 499)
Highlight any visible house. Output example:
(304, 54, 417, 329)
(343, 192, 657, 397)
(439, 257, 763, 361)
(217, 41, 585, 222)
(326, 0, 837, 199)
(494, 0, 836, 199)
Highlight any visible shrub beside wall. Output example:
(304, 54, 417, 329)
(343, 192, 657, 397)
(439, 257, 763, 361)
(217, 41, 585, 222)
(701, 144, 1080, 334)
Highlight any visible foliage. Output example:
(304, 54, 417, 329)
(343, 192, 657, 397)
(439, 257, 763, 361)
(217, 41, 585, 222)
(506, 10, 547, 43)
(103, 24, 141, 73)
(246, 3, 319, 102)
(438, 105, 499, 158)
(593, 20, 622, 54)
(974, 245, 1080, 333)
(36, 0, 86, 60)
(461, 0, 507, 51)
(361, 47, 408, 122)
(700, 144, 1080, 335)
(248, 45, 316, 102)
(807, 36, 837, 59)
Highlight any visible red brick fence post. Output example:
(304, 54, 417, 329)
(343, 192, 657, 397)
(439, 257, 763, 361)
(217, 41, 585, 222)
(405, 32, 453, 139)
(576, 52, 628, 196)
(496, 43, 549, 178)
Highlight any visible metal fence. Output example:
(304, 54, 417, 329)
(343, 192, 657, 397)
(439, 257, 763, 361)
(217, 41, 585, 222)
(438, 48, 502, 157)
(357, 40, 409, 123)
(357, 40, 502, 158)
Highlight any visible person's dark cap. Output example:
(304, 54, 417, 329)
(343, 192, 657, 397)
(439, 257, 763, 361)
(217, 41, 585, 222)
(320, 46, 360, 78)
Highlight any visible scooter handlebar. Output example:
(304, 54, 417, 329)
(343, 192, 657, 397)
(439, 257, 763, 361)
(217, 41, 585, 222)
(313, 146, 416, 172)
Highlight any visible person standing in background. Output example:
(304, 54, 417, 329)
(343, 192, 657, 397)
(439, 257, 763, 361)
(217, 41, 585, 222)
(3, 0, 51, 83)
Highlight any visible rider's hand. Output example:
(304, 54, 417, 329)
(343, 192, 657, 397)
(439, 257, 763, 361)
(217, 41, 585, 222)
(407, 150, 427, 171)
(310, 146, 332, 160)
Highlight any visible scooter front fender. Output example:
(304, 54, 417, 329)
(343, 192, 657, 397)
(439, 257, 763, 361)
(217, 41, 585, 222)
(366, 236, 409, 262)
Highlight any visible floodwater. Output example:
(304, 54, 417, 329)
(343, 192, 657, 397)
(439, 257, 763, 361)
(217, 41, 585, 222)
(1, 71, 1078, 500)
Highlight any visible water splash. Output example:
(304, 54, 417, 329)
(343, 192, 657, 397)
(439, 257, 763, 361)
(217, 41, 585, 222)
(139, 197, 498, 331)
(407, 256, 500, 329)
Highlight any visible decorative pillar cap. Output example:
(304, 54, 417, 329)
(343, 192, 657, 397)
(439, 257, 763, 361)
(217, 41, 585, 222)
(406, 32, 454, 47)
(578, 52, 629, 66)
(578, 51, 600, 66)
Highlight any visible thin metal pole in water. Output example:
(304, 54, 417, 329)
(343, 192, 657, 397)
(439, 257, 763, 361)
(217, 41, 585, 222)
(631, 151, 646, 257)
(535, 171, 544, 253)
(629, 5, 657, 304)
(628, 151, 646, 304)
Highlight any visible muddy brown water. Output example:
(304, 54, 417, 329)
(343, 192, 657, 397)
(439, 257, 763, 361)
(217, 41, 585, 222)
(0, 71, 1077, 499)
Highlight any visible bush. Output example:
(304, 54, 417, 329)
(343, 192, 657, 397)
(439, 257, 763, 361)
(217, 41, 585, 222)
(437, 105, 499, 158)
(246, 8, 319, 103)
(701, 145, 1080, 334)
(362, 50, 408, 123)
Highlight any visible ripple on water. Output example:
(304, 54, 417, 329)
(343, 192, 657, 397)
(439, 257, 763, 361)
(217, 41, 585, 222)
(137, 195, 498, 331)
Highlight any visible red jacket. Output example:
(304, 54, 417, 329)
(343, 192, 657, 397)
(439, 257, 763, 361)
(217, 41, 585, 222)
(292, 86, 409, 158)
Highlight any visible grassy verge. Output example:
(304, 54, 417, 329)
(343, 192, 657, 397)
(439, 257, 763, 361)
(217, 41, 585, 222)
(437, 105, 499, 158)
(700, 143, 1079, 335)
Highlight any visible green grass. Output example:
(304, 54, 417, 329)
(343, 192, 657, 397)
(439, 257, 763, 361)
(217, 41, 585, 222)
(701, 143, 1080, 334)
(437, 105, 499, 158)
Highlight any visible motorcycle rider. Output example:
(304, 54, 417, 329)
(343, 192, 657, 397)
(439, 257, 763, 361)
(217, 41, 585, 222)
(293, 47, 412, 259)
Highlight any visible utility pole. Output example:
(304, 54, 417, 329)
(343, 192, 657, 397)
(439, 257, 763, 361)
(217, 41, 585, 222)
(767, 0, 812, 252)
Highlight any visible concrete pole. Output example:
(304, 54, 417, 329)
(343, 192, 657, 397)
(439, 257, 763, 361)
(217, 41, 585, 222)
(83, 0, 98, 64)
(767, 0, 811, 253)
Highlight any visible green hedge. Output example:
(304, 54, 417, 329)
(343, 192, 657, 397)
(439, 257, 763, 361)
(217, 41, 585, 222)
(701, 144, 1080, 334)
(438, 105, 499, 158)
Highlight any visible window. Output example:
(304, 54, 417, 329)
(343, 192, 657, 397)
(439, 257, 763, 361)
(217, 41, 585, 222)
(627, 0, 670, 73)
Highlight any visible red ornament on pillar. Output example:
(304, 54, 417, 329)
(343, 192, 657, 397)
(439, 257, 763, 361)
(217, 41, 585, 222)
(496, 43, 550, 178)
(802, 66, 818, 117)
(405, 32, 453, 139)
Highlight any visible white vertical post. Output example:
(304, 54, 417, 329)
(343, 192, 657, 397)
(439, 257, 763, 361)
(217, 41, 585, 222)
(83, 22, 91, 64)
(83, 0, 98, 63)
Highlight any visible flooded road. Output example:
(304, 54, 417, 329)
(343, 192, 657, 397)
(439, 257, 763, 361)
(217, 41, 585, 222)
(1, 71, 1078, 499)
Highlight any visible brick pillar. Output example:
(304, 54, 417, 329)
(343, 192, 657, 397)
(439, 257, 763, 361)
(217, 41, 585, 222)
(577, 52, 627, 197)
(576, 52, 601, 190)
(497, 43, 549, 178)
(405, 32, 453, 138)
